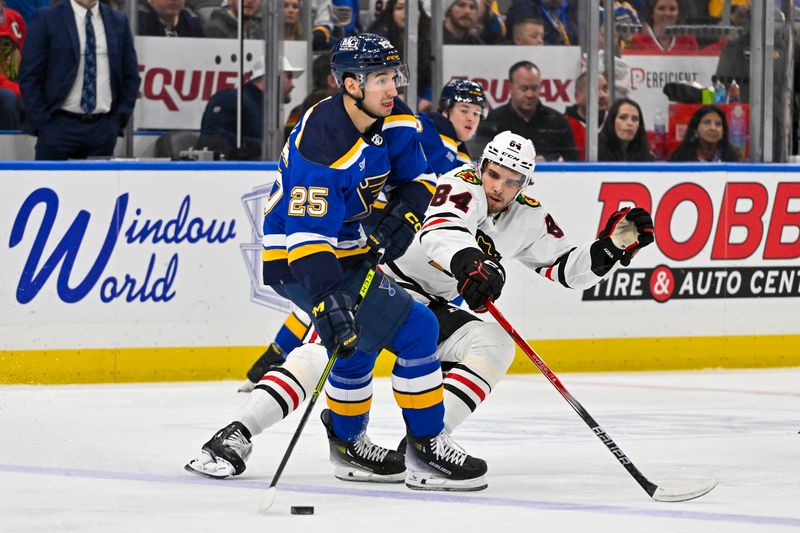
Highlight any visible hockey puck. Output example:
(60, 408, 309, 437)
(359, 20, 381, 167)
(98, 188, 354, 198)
(290, 506, 314, 515)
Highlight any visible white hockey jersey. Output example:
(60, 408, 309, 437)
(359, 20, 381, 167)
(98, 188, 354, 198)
(384, 165, 612, 303)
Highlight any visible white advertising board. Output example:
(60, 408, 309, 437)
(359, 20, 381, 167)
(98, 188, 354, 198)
(133, 38, 308, 130)
(1, 164, 798, 381)
(0, 164, 287, 351)
(621, 52, 720, 130)
(442, 45, 582, 113)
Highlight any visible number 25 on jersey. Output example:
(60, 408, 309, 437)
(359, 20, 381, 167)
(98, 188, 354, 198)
(289, 186, 329, 216)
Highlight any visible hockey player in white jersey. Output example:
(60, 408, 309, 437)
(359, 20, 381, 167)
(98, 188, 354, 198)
(186, 131, 653, 484)
(383, 130, 653, 434)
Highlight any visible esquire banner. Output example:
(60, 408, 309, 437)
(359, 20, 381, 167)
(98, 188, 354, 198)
(133, 38, 309, 130)
(1, 163, 798, 382)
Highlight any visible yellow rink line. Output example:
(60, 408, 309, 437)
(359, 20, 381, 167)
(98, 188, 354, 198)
(1, 334, 799, 385)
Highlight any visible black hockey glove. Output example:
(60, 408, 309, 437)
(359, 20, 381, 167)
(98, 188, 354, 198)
(451, 248, 506, 312)
(311, 292, 360, 358)
(598, 207, 654, 266)
(367, 199, 422, 263)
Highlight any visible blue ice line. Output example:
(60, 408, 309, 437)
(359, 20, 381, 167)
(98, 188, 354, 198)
(1, 464, 798, 527)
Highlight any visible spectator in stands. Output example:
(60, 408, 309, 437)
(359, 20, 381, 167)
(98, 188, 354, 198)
(367, 0, 432, 110)
(628, 0, 698, 52)
(19, 0, 140, 160)
(475, 0, 505, 44)
(0, 0, 24, 129)
(443, 0, 483, 45)
(591, 4, 635, 100)
(565, 72, 610, 161)
(506, 0, 578, 46)
(3, 0, 47, 25)
(311, 0, 359, 50)
(205, 0, 263, 39)
(668, 105, 740, 162)
(511, 17, 544, 45)
(285, 0, 301, 40)
(483, 60, 578, 161)
(197, 56, 302, 159)
(597, 98, 654, 161)
(138, 0, 205, 37)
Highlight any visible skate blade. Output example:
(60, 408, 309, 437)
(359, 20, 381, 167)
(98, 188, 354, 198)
(334, 465, 405, 483)
(184, 454, 236, 479)
(405, 472, 488, 492)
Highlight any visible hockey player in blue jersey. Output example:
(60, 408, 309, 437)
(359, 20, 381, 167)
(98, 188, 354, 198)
(418, 79, 487, 173)
(187, 34, 488, 492)
(237, 80, 488, 392)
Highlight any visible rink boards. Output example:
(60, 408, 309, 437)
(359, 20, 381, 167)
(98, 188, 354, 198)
(1, 161, 798, 384)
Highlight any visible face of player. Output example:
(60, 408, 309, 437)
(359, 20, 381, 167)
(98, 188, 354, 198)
(448, 102, 482, 142)
(448, 0, 477, 32)
(358, 69, 401, 117)
(615, 103, 640, 143)
(652, 0, 678, 28)
(510, 66, 541, 115)
(284, 0, 300, 24)
(514, 22, 545, 45)
(481, 161, 526, 214)
(696, 111, 724, 145)
(393, 0, 406, 29)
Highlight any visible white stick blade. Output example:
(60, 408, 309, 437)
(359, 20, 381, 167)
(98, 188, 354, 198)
(652, 478, 719, 502)
(258, 488, 276, 514)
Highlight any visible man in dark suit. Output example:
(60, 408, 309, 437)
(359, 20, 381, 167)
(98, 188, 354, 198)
(18, 0, 140, 160)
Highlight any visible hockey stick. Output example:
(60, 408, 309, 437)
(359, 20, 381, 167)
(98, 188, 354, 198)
(485, 301, 718, 502)
(259, 250, 383, 513)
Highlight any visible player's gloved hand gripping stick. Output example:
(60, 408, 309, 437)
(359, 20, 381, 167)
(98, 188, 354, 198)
(259, 249, 385, 514)
(485, 301, 718, 502)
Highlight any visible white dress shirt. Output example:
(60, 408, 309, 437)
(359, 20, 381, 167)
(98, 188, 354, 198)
(61, 0, 113, 114)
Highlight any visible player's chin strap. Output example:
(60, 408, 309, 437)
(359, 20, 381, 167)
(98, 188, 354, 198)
(345, 88, 383, 120)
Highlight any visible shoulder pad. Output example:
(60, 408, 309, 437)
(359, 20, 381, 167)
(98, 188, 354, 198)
(515, 194, 541, 208)
(454, 168, 481, 185)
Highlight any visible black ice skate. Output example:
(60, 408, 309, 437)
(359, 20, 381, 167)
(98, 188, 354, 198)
(185, 422, 253, 479)
(320, 409, 406, 483)
(404, 431, 488, 491)
(238, 343, 286, 393)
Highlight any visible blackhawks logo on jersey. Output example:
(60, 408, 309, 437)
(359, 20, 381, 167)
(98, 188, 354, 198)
(476, 230, 502, 259)
(455, 169, 480, 185)
(516, 194, 540, 208)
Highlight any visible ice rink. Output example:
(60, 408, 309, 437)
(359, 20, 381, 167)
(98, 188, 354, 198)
(1, 367, 799, 532)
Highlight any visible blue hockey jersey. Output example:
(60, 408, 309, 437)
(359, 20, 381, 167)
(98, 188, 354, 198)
(417, 112, 472, 175)
(262, 94, 435, 302)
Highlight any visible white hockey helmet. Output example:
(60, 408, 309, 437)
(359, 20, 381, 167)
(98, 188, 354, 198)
(479, 131, 537, 189)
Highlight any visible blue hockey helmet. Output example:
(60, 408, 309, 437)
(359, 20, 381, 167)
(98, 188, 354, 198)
(330, 33, 409, 90)
(439, 79, 488, 119)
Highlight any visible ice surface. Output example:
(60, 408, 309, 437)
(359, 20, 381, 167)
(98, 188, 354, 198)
(1, 368, 799, 532)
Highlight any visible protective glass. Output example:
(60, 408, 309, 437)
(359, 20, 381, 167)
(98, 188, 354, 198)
(362, 65, 410, 91)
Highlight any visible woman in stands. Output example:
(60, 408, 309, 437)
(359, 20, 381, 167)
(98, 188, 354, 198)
(628, 0, 698, 52)
(598, 98, 654, 162)
(284, 0, 301, 40)
(668, 105, 741, 162)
